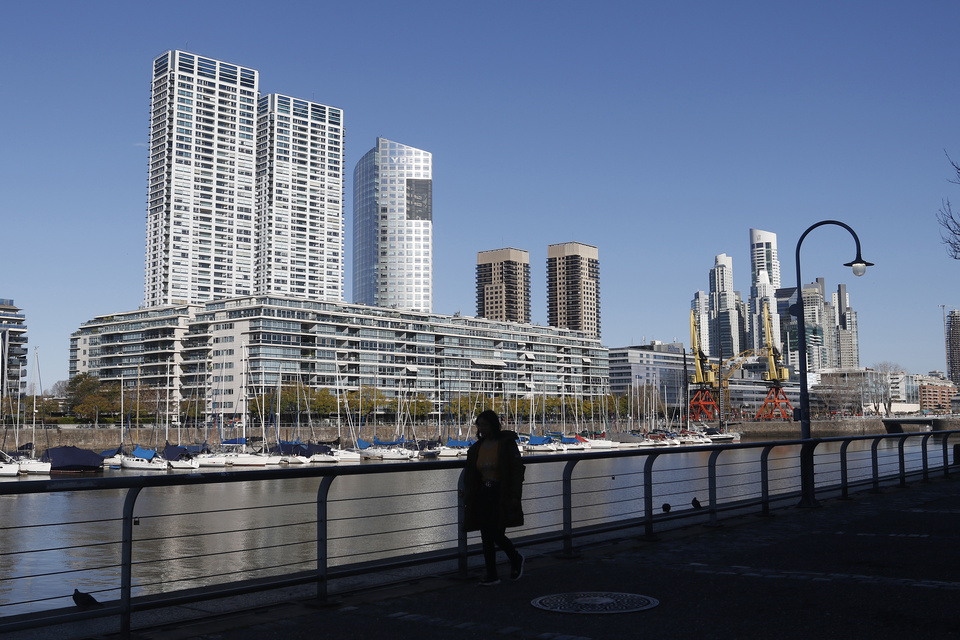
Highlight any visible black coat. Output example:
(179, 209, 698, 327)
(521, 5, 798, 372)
(462, 430, 525, 531)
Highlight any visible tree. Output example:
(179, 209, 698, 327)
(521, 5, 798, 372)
(937, 154, 960, 258)
(868, 362, 903, 417)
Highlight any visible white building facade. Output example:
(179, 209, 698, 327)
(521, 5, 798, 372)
(353, 138, 433, 312)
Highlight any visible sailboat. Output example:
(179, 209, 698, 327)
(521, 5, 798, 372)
(17, 348, 51, 474)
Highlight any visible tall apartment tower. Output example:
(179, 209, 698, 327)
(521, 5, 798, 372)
(144, 51, 260, 307)
(547, 242, 600, 339)
(946, 309, 960, 385)
(0, 299, 27, 400)
(353, 138, 433, 311)
(476, 248, 531, 323)
(749, 228, 781, 352)
(255, 94, 344, 300)
(708, 253, 742, 358)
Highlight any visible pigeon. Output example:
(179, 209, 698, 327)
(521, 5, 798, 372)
(73, 588, 103, 610)
(691, 497, 703, 510)
(662, 503, 671, 513)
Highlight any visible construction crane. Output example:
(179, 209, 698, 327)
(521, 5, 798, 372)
(755, 301, 793, 420)
(710, 349, 755, 417)
(688, 310, 718, 420)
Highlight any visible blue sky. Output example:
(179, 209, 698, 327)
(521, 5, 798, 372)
(3, 1, 960, 387)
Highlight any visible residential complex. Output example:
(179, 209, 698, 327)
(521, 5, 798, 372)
(71, 297, 608, 424)
(0, 299, 28, 402)
(353, 138, 433, 312)
(476, 248, 531, 323)
(547, 242, 600, 339)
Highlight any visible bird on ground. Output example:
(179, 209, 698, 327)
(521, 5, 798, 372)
(73, 588, 103, 610)
(691, 497, 703, 510)
(662, 503, 671, 513)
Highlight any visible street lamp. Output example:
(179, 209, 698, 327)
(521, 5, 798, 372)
(792, 220, 872, 506)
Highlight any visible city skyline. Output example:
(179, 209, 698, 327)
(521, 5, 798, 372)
(4, 2, 960, 385)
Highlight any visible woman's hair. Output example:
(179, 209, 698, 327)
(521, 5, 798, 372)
(476, 409, 502, 434)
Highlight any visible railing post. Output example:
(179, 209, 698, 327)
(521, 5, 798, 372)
(560, 459, 579, 557)
(920, 433, 933, 483)
(457, 469, 468, 578)
(120, 486, 142, 638)
(943, 433, 952, 479)
(871, 437, 882, 492)
(798, 438, 820, 508)
(839, 440, 852, 500)
(707, 449, 721, 526)
(643, 452, 660, 539)
(897, 435, 908, 488)
(316, 475, 335, 603)
(760, 445, 773, 515)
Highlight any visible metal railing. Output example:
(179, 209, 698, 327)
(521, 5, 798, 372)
(0, 430, 956, 636)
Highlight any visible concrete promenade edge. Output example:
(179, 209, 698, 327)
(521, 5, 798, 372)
(11, 476, 960, 640)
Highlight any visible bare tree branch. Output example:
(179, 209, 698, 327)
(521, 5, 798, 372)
(937, 152, 960, 259)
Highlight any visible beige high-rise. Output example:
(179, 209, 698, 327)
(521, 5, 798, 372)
(476, 248, 530, 323)
(547, 242, 600, 339)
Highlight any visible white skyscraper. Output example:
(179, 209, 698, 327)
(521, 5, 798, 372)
(353, 138, 433, 311)
(145, 51, 260, 307)
(749, 229, 782, 352)
(255, 94, 344, 300)
(143, 51, 345, 307)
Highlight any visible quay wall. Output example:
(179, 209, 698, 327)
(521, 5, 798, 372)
(7, 418, 959, 452)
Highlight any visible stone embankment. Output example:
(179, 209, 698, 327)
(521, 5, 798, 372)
(7, 417, 957, 452)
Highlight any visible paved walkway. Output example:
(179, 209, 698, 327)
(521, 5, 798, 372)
(15, 477, 960, 640)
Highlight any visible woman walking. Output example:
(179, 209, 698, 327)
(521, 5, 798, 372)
(463, 409, 525, 586)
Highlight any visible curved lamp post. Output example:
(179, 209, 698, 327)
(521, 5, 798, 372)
(793, 220, 872, 506)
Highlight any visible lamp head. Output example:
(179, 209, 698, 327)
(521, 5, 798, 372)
(844, 252, 874, 277)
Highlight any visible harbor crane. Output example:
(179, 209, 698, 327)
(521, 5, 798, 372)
(755, 301, 793, 420)
(688, 310, 719, 420)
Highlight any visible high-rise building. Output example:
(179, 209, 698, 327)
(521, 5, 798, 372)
(144, 51, 260, 307)
(255, 94, 344, 300)
(0, 299, 27, 400)
(143, 51, 345, 308)
(353, 138, 433, 311)
(708, 253, 743, 358)
(748, 229, 781, 352)
(476, 248, 530, 323)
(946, 309, 960, 385)
(547, 242, 600, 339)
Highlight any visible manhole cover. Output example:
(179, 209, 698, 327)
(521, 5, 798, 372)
(531, 592, 659, 614)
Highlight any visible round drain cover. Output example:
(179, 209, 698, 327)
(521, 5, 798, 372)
(531, 592, 659, 614)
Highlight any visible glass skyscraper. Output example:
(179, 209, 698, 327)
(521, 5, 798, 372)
(353, 138, 433, 311)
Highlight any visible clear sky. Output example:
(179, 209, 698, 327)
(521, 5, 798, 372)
(3, 0, 960, 388)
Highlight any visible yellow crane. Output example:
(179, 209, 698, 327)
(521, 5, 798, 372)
(755, 301, 793, 420)
(688, 310, 718, 420)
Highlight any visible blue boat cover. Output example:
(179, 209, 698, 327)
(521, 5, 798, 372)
(132, 445, 157, 460)
(356, 438, 372, 449)
(222, 437, 246, 445)
(446, 438, 474, 448)
(527, 436, 553, 445)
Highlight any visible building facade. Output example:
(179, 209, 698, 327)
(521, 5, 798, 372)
(144, 51, 260, 307)
(748, 229, 781, 353)
(254, 94, 344, 301)
(353, 138, 433, 312)
(476, 248, 531, 323)
(547, 242, 600, 339)
(0, 299, 28, 401)
(143, 51, 345, 308)
(72, 297, 607, 427)
(946, 309, 960, 386)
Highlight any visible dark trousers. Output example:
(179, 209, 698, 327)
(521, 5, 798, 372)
(478, 482, 520, 578)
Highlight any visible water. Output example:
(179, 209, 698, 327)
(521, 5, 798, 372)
(0, 436, 937, 617)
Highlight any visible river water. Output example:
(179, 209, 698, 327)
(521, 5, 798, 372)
(0, 436, 935, 618)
